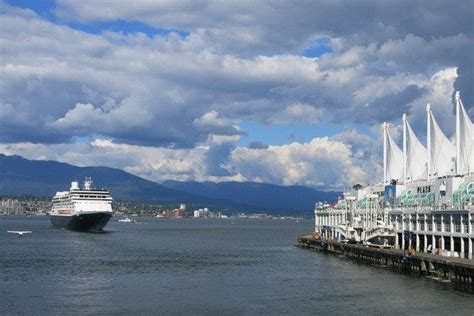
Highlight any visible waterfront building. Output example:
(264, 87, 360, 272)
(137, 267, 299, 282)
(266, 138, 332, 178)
(0, 198, 22, 214)
(315, 92, 474, 259)
(193, 208, 211, 218)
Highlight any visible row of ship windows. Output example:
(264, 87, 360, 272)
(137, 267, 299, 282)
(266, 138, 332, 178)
(73, 195, 110, 199)
(53, 202, 110, 206)
(53, 196, 109, 204)
(54, 195, 110, 200)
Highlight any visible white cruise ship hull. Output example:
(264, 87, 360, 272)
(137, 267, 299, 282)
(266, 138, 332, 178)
(50, 212, 112, 232)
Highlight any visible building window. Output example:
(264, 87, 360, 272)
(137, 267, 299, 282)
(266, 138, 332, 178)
(462, 215, 468, 233)
(434, 215, 441, 232)
(443, 215, 451, 232)
(454, 216, 461, 233)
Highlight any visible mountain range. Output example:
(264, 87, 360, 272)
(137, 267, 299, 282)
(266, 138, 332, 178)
(163, 180, 339, 212)
(0, 154, 340, 213)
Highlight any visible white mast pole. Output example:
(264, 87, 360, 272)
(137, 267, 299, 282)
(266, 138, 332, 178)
(426, 104, 431, 181)
(455, 91, 461, 176)
(403, 113, 407, 184)
(383, 122, 387, 184)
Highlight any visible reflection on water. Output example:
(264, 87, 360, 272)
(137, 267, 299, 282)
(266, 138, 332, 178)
(1, 216, 473, 315)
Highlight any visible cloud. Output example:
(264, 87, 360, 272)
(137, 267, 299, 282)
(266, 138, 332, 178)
(268, 103, 324, 125)
(231, 137, 371, 189)
(0, 1, 472, 189)
(0, 131, 378, 190)
(1, 5, 471, 148)
(193, 111, 244, 136)
(54, 1, 474, 55)
(52, 103, 108, 130)
(247, 141, 269, 149)
(355, 84, 428, 124)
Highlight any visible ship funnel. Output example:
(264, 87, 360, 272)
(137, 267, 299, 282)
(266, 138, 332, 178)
(83, 177, 93, 190)
(70, 181, 80, 191)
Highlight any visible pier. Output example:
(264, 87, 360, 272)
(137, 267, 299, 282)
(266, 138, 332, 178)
(297, 235, 474, 288)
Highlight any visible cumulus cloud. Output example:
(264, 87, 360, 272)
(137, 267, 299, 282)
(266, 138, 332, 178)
(193, 111, 244, 136)
(231, 138, 368, 189)
(247, 141, 269, 150)
(52, 103, 109, 130)
(0, 132, 377, 190)
(269, 103, 324, 125)
(54, 1, 473, 53)
(1, 4, 472, 146)
(0, 1, 472, 189)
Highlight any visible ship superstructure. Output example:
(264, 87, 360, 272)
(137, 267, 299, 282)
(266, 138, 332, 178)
(315, 92, 474, 259)
(50, 177, 113, 232)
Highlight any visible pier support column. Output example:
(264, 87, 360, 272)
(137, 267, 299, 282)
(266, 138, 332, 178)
(469, 238, 473, 258)
(469, 213, 472, 234)
(416, 234, 420, 252)
(432, 235, 436, 252)
(450, 236, 454, 253)
(423, 234, 428, 252)
(460, 238, 464, 258)
(450, 214, 453, 235)
(314, 212, 318, 232)
(440, 236, 445, 252)
(402, 232, 406, 250)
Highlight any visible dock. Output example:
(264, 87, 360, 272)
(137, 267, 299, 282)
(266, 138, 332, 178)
(297, 235, 474, 288)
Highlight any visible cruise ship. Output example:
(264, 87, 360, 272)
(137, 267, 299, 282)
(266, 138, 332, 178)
(314, 91, 474, 259)
(50, 178, 113, 232)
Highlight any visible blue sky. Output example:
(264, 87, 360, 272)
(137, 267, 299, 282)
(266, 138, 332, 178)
(303, 37, 333, 58)
(238, 122, 377, 147)
(1, 0, 471, 189)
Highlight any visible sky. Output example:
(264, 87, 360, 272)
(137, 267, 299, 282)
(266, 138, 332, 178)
(0, 0, 473, 190)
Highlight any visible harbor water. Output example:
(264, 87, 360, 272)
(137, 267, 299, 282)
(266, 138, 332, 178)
(1, 216, 473, 315)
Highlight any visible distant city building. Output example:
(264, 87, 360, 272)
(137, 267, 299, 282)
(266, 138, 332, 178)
(193, 208, 211, 218)
(173, 209, 186, 218)
(0, 198, 22, 214)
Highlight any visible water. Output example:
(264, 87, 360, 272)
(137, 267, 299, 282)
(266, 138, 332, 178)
(1, 216, 473, 315)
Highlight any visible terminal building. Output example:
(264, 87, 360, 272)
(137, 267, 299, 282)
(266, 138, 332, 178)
(314, 92, 473, 259)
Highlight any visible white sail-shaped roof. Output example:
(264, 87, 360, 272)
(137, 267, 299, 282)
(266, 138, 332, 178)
(427, 104, 456, 179)
(383, 123, 403, 183)
(403, 114, 427, 182)
(455, 92, 473, 175)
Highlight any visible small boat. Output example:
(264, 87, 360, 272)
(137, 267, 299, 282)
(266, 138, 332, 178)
(118, 217, 132, 223)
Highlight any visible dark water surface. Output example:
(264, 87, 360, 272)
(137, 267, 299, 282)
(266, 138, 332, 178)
(1, 216, 473, 315)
